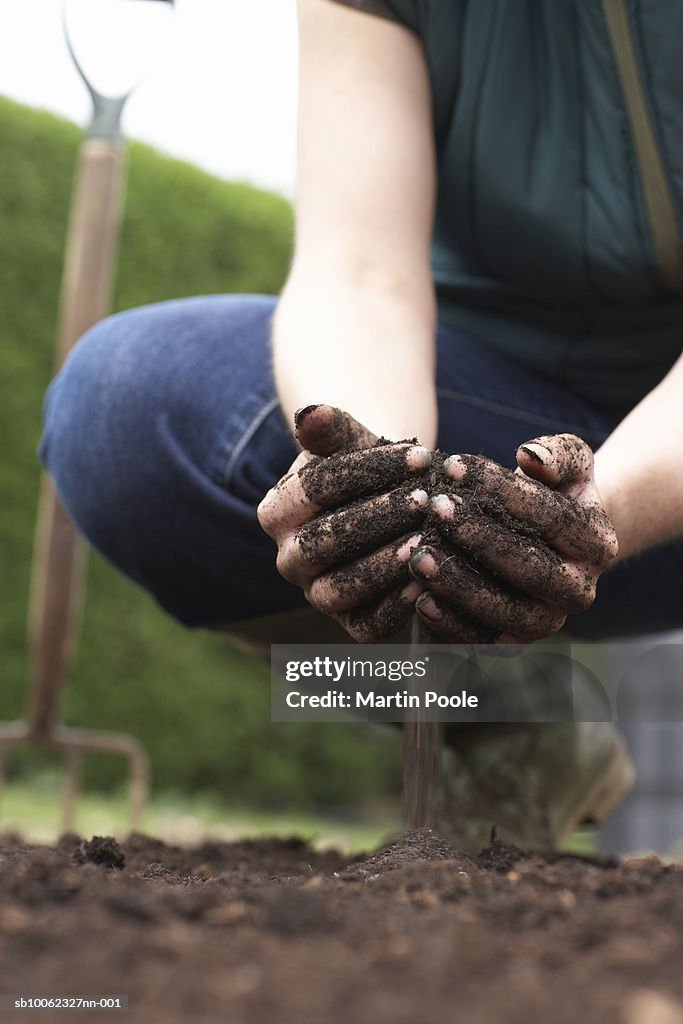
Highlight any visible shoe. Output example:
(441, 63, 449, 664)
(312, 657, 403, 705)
(440, 721, 635, 852)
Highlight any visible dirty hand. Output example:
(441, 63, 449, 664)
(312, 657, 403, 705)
(409, 434, 619, 643)
(257, 404, 432, 641)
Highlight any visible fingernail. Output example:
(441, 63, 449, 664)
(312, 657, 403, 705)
(410, 548, 438, 577)
(294, 405, 319, 428)
(430, 493, 462, 518)
(401, 581, 425, 602)
(406, 445, 432, 471)
(519, 443, 550, 464)
(443, 454, 466, 478)
(416, 594, 441, 620)
(408, 488, 429, 508)
(397, 534, 422, 561)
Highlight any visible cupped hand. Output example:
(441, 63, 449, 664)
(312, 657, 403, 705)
(257, 405, 432, 641)
(409, 433, 618, 643)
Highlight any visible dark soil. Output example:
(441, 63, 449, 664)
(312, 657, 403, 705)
(345, 583, 417, 642)
(295, 440, 563, 630)
(444, 454, 549, 547)
(297, 480, 427, 567)
(300, 439, 421, 509)
(1, 829, 682, 1024)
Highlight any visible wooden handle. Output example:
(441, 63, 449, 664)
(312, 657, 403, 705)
(27, 139, 126, 736)
(55, 139, 126, 370)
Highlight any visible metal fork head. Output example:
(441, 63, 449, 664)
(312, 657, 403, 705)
(0, 722, 149, 835)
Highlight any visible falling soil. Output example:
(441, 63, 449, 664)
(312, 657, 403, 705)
(404, 619, 442, 829)
(1, 830, 682, 1024)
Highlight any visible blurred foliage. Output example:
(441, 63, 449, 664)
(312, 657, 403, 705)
(0, 96, 402, 809)
(0, 773, 399, 852)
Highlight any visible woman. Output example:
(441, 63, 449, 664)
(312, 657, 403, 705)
(40, 0, 683, 848)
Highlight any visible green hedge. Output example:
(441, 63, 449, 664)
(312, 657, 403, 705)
(0, 96, 402, 809)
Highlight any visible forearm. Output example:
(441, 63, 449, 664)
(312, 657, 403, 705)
(273, 267, 438, 448)
(594, 352, 683, 562)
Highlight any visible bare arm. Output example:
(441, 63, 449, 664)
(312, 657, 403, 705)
(412, 355, 683, 643)
(594, 351, 683, 561)
(259, 3, 438, 642)
(273, 0, 437, 446)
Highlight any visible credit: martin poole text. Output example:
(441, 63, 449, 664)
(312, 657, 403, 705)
(285, 689, 478, 709)
(273, 654, 477, 720)
(277, 655, 478, 716)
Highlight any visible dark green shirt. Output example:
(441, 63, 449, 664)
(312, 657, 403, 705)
(329, 0, 683, 411)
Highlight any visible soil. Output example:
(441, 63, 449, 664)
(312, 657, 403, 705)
(345, 583, 416, 642)
(300, 440, 421, 508)
(294, 437, 571, 641)
(297, 481, 427, 567)
(1, 829, 682, 1024)
(439, 454, 549, 550)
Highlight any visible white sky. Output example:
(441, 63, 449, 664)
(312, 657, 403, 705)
(0, 0, 299, 197)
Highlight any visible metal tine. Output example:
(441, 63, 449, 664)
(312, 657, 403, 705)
(0, 745, 6, 824)
(0, 724, 150, 835)
(62, 746, 83, 834)
(0, 0, 167, 840)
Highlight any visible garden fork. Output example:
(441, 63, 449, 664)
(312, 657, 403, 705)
(0, 0, 175, 833)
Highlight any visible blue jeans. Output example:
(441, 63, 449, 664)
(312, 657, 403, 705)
(39, 294, 683, 639)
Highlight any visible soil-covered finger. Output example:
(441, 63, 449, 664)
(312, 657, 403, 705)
(409, 543, 566, 637)
(415, 593, 500, 643)
(429, 495, 596, 613)
(294, 404, 377, 454)
(257, 451, 318, 539)
(298, 443, 431, 509)
(306, 533, 421, 614)
(293, 483, 429, 571)
(444, 454, 616, 564)
(416, 594, 540, 647)
(517, 433, 594, 487)
(339, 581, 424, 643)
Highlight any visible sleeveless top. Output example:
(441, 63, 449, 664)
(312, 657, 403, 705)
(327, 0, 683, 410)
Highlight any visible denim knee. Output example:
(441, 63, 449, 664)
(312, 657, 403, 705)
(38, 296, 301, 626)
(39, 308, 176, 576)
(39, 308, 230, 621)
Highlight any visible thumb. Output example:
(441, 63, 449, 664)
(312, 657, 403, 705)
(294, 404, 377, 455)
(516, 433, 595, 493)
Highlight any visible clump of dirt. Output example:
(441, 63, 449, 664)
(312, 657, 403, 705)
(74, 836, 125, 870)
(340, 828, 473, 880)
(427, 448, 451, 491)
(1, 831, 682, 1024)
(375, 437, 419, 447)
(475, 834, 531, 872)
